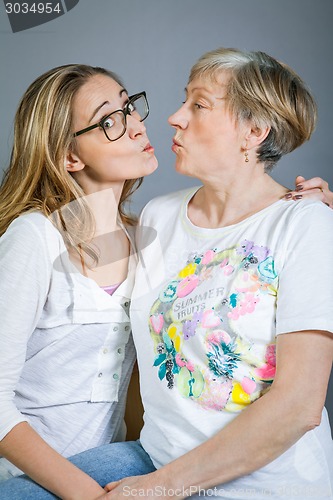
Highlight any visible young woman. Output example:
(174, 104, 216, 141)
(0, 64, 157, 499)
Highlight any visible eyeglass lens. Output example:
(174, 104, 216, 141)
(102, 94, 148, 141)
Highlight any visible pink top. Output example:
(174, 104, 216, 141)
(101, 283, 122, 296)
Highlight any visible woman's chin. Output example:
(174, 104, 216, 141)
(174, 161, 194, 178)
(143, 155, 159, 177)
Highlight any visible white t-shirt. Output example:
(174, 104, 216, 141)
(0, 212, 136, 479)
(131, 187, 333, 498)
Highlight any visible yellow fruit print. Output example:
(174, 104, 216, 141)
(167, 323, 183, 352)
(224, 381, 252, 412)
(232, 382, 251, 404)
(178, 262, 197, 278)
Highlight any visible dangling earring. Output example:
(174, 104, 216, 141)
(244, 150, 249, 163)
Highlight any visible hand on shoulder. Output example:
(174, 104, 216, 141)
(285, 175, 333, 208)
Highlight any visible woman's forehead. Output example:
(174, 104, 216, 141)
(72, 75, 127, 126)
(75, 74, 126, 106)
(187, 73, 229, 96)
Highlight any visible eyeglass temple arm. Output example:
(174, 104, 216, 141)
(73, 123, 99, 137)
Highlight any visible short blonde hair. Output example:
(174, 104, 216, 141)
(189, 48, 317, 170)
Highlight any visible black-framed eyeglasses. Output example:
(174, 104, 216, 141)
(73, 92, 149, 142)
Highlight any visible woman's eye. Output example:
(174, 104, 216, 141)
(194, 103, 204, 110)
(103, 116, 115, 129)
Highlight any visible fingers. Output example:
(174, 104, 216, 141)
(285, 188, 333, 208)
(294, 176, 329, 192)
(285, 188, 326, 201)
(288, 176, 333, 208)
(295, 175, 305, 188)
(104, 480, 122, 492)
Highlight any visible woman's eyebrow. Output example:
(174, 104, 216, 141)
(89, 88, 128, 123)
(89, 101, 109, 122)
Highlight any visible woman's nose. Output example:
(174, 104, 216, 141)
(127, 114, 146, 138)
(168, 105, 188, 129)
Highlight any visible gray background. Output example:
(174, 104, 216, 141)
(0, 0, 332, 423)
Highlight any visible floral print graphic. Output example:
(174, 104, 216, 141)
(149, 241, 278, 412)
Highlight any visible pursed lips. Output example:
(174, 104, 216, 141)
(142, 142, 154, 153)
(171, 137, 183, 152)
(173, 137, 182, 147)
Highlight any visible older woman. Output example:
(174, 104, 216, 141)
(119, 48, 333, 498)
(1, 49, 333, 500)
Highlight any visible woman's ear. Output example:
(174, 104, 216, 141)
(65, 151, 85, 173)
(245, 124, 271, 150)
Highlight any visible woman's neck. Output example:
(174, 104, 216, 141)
(73, 184, 130, 286)
(83, 184, 123, 235)
(188, 170, 288, 229)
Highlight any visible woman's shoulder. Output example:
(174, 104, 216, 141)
(1, 211, 63, 249)
(140, 186, 200, 223)
(274, 199, 333, 252)
(280, 198, 333, 225)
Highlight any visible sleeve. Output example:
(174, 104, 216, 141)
(0, 217, 52, 440)
(276, 202, 333, 335)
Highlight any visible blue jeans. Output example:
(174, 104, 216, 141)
(0, 440, 156, 499)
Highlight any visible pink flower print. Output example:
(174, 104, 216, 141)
(227, 293, 259, 320)
(220, 258, 234, 276)
(265, 344, 276, 367)
(241, 377, 256, 395)
(175, 354, 195, 372)
(242, 293, 259, 314)
(255, 344, 276, 382)
(223, 265, 234, 276)
(149, 313, 164, 334)
(185, 360, 195, 372)
(255, 363, 276, 381)
(206, 330, 232, 347)
(202, 309, 222, 328)
(202, 249, 215, 265)
(175, 353, 186, 368)
(227, 308, 240, 321)
(177, 274, 199, 298)
(197, 376, 233, 411)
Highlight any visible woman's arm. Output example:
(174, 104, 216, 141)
(103, 329, 333, 498)
(1, 423, 105, 499)
(0, 218, 105, 499)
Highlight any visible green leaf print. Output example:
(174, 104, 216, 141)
(158, 362, 167, 380)
(153, 353, 167, 366)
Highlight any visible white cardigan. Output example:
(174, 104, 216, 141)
(0, 212, 136, 477)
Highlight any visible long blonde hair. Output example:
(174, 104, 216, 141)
(0, 64, 142, 256)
